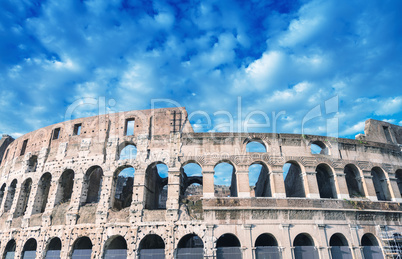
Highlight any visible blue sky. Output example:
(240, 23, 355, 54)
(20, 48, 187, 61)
(1, 0, 402, 139)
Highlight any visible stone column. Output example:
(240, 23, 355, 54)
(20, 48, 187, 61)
(22, 182, 37, 227)
(271, 167, 286, 198)
(203, 170, 215, 198)
(304, 168, 320, 199)
(317, 224, 330, 259)
(362, 170, 378, 201)
(166, 168, 181, 221)
(205, 224, 215, 259)
(42, 178, 59, 226)
(242, 224, 253, 259)
(95, 171, 114, 224)
(237, 170, 251, 198)
(281, 224, 293, 259)
(66, 172, 84, 225)
(386, 174, 402, 202)
(349, 224, 363, 259)
(333, 168, 350, 199)
(130, 166, 146, 223)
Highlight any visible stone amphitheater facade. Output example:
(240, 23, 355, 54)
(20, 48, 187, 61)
(0, 107, 401, 259)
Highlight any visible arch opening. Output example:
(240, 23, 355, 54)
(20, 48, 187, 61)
(361, 233, 383, 259)
(216, 234, 241, 259)
(396, 169, 402, 197)
(14, 178, 32, 218)
(144, 163, 168, 210)
(284, 162, 305, 198)
(181, 163, 203, 202)
(4, 239, 16, 259)
(214, 162, 237, 197)
(32, 173, 52, 215)
(255, 234, 280, 259)
(344, 164, 365, 198)
(27, 155, 38, 172)
(329, 234, 352, 259)
(104, 236, 127, 259)
(119, 144, 137, 160)
(113, 166, 135, 211)
(293, 233, 318, 259)
(371, 167, 391, 201)
(0, 183, 6, 210)
(82, 166, 103, 205)
(4, 180, 17, 213)
(72, 237, 92, 259)
(138, 234, 165, 259)
(177, 234, 203, 259)
(310, 141, 329, 155)
(22, 238, 37, 259)
(246, 141, 266, 153)
(55, 169, 74, 205)
(249, 163, 271, 197)
(45, 237, 62, 259)
(316, 164, 336, 199)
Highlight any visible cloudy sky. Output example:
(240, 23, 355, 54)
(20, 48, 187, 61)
(1, 0, 401, 139)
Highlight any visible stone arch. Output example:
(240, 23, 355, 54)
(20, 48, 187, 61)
(3, 239, 16, 259)
(249, 161, 271, 197)
(27, 155, 38, 172)
(293, 233, 318, 259)
(361, 233, 379, 246)
(138, 234, 165, 258)
(344, 164, 365, 198)
(22, 238, 37, 258)
(103, 235, 127, 259)
(255, 233, 278, 247)
(14, 178, 32, 218)
(361, 233, 383, 259)
(55, 169, 74, 205)
(316, 163, 337, 198)
(329, 233, 353, 259)
(176, 234, 203, 258)
(371, 167, 391, 201)
(32, 172, 52, 215)
(254, 233, 280, 258)
(180, 162, 203, 200)
(44, 237, 62, 259)
(71, 236, 93, 258)
(396, 169, 402, 197)
(81, 165, 104, 205)
(144, 162, 169, 209)
(214, 161, 237, 197)
(112, 165, 135, 210)
(216, 233, 241, 259)
(284, 161, 305, 198)
(310, 140, 330, 155)
(245, 138, 267, 153)
(0, 183, 6, 210)
(4, 179, 17, 213)
(118, 142, 137, 160)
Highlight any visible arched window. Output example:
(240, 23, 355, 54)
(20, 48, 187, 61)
(316, 164, 336, 199)
(283, 162, 305, 198)
(27, 155, 38, 172)
(32, 173, 52, 215)
(249, 163, 271, 197)
(293, 233, 318, 259)
(329, 233, 352, 259)
(22, 238, 37, 259)
(177, 234, 203, 259)
(144, 162, 168, 209)
(45, 237, 62, 259)
(214, 162, 236, 197)
(361, 233, 383, 259)
(216, 234, 241, 259)
(119, 144, 137, 160)
(0, 183, 6, 209)
(246, 141, 266, 152)
(396, 169, 402, 197)
(254, 233, 280, 259)
(72, 237, 92, 259)
(138, 234, 165, 259)
(55, 169, 74, 205)
(3, 239, 16, 259)
(310, 141, 329, 155)
(82, 166, 103, 204)
(344, 164, 364, 198)
(181, 163, 203, 200)
(113, 166, 135, 210)
(14, 178, 32, 218)
(4, 180, 17, 213)
(104, 236, 127, 259)
(371, 167, 391, 201)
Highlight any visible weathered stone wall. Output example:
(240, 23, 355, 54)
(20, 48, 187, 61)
(0, 107, 401, 258)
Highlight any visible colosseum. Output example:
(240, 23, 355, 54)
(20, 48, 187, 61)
(0, 107, 401, 259)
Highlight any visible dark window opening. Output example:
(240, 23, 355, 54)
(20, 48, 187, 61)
(22, 238, 37, 259)
(104, 236, 127, 259)
(284, 162, 305, 198)
(249, 163, 271, 197)
(293, 234, 314, 246)
(214, 162, 237, 197)
(73, 123, 82, 136)
(316, 164, 336, 199)
(72, 237, 92, 259)
(45, 238, 61, 259)
(344, 164, 365, 198)
(255, 234, 280, 259)
(113, 167, 134, 211)
(33, 173, 52, 215)
(371, 167, 391, 201)
(216, 234, 242, 259)
(329, 234, 348, 246)
(20, 139, 28, 156)
(52, 128, 61, 140)
(4, 180, 17, 212)
(144, 163, 168, 209)
(14, 178, 32, 218)
(27, 155, 38, 172)
(396, 169, 402, 197)
(177, 234, 203, 259)
(383, 126, 393, 143)
(125, 118, 135, 136)
(55, 170, 74, 205)
(255, 234, 278, 247)
(0, 184, 6, 209)
(4, 239, 16, 259)
(83, 166, 103, 204)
